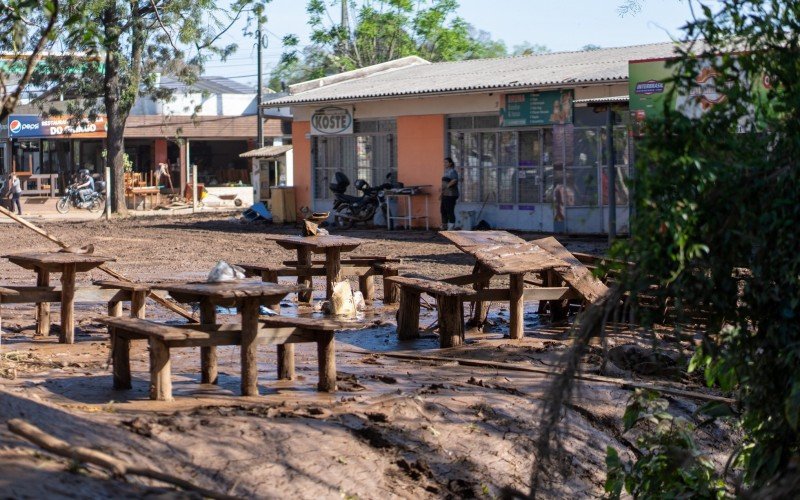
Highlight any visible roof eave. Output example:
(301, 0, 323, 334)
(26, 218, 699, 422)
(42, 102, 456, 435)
(264, 77, 629, 107)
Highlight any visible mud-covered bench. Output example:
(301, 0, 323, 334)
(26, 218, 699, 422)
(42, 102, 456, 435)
(97, 314, 352, 401)
(385, 276, 477, 348)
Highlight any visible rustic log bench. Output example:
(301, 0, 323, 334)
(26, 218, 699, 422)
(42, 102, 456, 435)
(94, 280, 151, 319)
(239, 257, 403, 304)
(97, 314, 347, 401)
(385, 276, 476, 348)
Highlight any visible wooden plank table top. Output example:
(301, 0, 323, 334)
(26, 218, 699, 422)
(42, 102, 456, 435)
(265, 234, 363, 252)
(472, 243, 570, 275)
(152, 280, 306, 302)
(4, 252, 115, 272)
(439, 230, 526, 254)
(531, 236, 610, 304)
(94, 280, 152, 292)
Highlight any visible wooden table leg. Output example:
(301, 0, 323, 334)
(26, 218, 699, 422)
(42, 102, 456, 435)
(325, 248, 342, 300)
(470, 263, 491, 329)
(297, 248, 313, 303)
(199, 299, 218, 385)
(59, 264, 76, 344)
(108, 300, 123, 317)
(317, 333, 336, 392)
(397, 288, 421, 340)
(277, 344, 295, 380)
(509, 273, 525, 340)
(359, 271, 375, 302)
(111, 329, 132, 390)
(261, 270, 281, 311)
(240, 297, 260, 396)
(36, 269, 50, 336)
(149, 337, 172, 401)
(438, 295, 465, 348)
(131, 290, 147, 319)
(383, 266, 399, 304)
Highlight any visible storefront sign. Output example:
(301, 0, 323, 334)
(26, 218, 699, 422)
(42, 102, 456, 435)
(310, 106, 354, 135)
(500, 90, 574, 127)
(628, 56, 770, 134)
(7, 114, 108, 139)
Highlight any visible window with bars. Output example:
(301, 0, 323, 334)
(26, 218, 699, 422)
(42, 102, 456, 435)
(446, 111, 631, 207)
(312, 120, 397, 200)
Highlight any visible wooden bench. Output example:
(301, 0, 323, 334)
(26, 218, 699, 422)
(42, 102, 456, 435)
(239, 257, 404, 304)
(97, 315, 349, 401)
(94, 280, 151, 319)
(385, 276, 476, 348)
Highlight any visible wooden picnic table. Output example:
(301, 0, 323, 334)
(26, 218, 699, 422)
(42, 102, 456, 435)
(440, 231, 610, 335)
(3, 252, 116, 344)
(265, 234, 363, 302)
(151, 280, 305, 396)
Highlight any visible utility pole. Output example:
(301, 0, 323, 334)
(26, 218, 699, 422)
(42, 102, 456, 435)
(255, 22, 268, 149)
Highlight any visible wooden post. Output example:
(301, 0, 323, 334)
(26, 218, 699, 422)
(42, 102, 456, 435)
(199, 300, 218, 385)
(383, 266, 399, 304)
(108, 300, 123, 318)
(297, 248, 313, 303)
(111, 329, 132, 390)
(509, 273, 525, 340)
(149, 337, 172, 401)
(59, 264, 76, 344)
(261, 271, 281, 311)
(130, 290, 146, 319)
(359, 272, 375, 302)
(325, 247, 342, 300)
(240, 297, 260, 396)
(470, 263, 492, 329)
(317, 333, 336, 392)
(438, 296, 465, 348)
(396, 288, 421, 340)
(35, 269, 50, 336)
(277, 344, 295, 380)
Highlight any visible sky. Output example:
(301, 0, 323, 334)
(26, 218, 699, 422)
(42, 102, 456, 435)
(202, 0, 700, 88)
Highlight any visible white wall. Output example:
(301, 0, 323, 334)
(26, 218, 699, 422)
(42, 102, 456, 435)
(131, 93, 257, 117)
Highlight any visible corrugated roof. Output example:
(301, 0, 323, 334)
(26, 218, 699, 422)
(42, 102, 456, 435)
(239, 145, 293, 158)
(269, 42, 685, 105)
(573, 95, 629, 104)
(160, 75, 255, 94)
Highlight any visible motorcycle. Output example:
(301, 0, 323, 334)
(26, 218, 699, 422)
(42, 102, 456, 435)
(56, 181, 106, 214)
(329, 172, 397, 229)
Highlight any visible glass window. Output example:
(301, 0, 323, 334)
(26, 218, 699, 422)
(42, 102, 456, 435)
(518, 167, 542, 203)
(460, 167, 481, 202)
(498, 132, 517, 166)
(465, 132, 480, 167)
(573, 128, 600, 167)
(447, 116, 472, 129)
(601, 166, 631, 206)
(567, 166, 598, 206)
(518, 131, 540, 166)
(449, 132, 464, 166)
(474, 115, 500, 129)
(480, 132, 497, 166)
(497, 167, 516, 203)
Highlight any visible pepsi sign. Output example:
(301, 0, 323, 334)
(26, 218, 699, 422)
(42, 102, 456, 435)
(7, 115, 43, 138)
(7, 114, 106, 139)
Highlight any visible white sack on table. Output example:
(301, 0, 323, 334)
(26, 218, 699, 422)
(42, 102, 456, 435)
(207, 261, 246, 282)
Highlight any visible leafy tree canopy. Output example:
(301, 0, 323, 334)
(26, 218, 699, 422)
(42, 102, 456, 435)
(270, 0, 511, 89)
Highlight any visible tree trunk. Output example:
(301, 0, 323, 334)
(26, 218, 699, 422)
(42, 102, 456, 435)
(102, 6, 128, 215)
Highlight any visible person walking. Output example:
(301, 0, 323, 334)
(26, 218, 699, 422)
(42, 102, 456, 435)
(440, 157, 459, 230)
(8, 173, 23, 215)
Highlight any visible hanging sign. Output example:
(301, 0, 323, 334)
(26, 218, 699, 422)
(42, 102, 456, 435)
(7, 114, 108, 139)
(310, 106, 354, 135)
(500, 90, 574, 127)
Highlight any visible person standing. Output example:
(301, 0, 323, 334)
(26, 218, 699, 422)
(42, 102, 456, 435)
(440, 157, 459, 230)
(8, 173, 23, 215)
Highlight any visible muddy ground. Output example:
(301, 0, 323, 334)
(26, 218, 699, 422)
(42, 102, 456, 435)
(0, 214, 737, 498)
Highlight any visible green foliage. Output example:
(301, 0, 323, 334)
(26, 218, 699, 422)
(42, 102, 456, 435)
(270, 0, 511, 88)
(602, 0, 800, 491)
(605, 390, 727, 499)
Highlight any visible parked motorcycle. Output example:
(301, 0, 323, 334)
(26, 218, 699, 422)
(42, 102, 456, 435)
(329, 172, 396, 229)
(56, 181, 106, 214)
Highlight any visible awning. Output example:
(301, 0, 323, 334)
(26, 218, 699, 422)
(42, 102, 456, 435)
(572, 95, 629, 104)
(239, 144, 293, 159)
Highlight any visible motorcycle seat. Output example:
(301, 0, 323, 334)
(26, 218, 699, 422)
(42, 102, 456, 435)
(336, 193, 363, 203)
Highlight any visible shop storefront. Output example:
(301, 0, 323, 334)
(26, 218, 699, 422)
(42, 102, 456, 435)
(270, 42, 681, 234)
(1, 114, 107, 195)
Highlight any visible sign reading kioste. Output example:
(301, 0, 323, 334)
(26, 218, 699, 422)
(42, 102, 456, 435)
(310, 106, 354, 135)
(7, 114, 108, 139)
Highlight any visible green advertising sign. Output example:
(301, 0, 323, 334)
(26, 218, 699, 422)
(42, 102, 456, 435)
(500, 90, 573, 126)
(628, 56, 772, 133)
